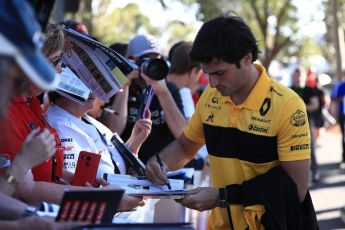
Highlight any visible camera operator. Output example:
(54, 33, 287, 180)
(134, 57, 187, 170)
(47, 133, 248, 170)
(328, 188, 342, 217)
(105, 34, 186, 164)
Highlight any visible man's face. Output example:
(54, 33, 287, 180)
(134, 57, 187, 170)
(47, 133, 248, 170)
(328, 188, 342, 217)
(201, 58, 247, 97)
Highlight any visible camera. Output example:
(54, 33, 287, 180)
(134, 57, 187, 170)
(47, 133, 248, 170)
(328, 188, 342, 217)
(136, 58, 169, 81)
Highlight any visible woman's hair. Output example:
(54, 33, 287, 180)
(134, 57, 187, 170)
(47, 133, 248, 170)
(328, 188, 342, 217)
(42, 24, 64, 56)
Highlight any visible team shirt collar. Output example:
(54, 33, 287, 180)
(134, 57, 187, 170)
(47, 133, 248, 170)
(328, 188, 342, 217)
(243, 64, 270, 110)
(222, 64, 270, 110)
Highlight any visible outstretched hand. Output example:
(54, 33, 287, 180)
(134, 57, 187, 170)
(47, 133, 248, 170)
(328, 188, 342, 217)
(176, 187, 218, 211)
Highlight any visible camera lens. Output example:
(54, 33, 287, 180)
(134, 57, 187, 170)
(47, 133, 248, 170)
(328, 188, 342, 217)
(141, 58, 169, 81)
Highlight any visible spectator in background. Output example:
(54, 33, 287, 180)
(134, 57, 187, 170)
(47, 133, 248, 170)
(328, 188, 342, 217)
(0, 1, 82, 229)
(306, 67, 326, 145)
(167, 42, 202, 121)
(106, 34, 186, 164)
(0, 23, 143, 211)
(191, 73, 209, 105)
(0, 24, 66, 189)
(290, 67, 320, 182)
(46, 90, 152, 178)
(167, 41, 202, 121)
(331, 70, 345, 168)
(167, 41, 206, 170)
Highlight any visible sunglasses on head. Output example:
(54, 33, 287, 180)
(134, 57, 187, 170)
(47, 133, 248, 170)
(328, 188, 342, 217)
(50, 53, 63, 67)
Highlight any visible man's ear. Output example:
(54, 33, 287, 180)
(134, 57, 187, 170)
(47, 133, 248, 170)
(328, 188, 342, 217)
(242, 53, 252, 64)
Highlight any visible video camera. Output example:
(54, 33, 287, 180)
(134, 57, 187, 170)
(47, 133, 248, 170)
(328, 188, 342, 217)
(136, 57, 169, 81)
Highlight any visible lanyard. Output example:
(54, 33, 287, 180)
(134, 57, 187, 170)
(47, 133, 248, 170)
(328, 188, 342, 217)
(81, 117, 121, 174)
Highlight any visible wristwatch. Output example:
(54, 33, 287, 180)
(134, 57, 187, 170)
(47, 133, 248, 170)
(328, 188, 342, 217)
(215, 188, 229, 208)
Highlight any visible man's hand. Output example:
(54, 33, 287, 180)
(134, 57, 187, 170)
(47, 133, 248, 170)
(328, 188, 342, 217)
(84, 178, 109, 188)
(176, 187, 218, 212)
(127, 68, 140, 83)
(145, 154, 169, 185)
(141, 74, 169, 96)
(100, 185, 145, 211)
(15, 128, 56, 172)
(117, 194, 145, 212)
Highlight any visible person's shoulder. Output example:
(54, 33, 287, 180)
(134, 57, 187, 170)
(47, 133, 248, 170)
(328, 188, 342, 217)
(196, 86, 220, 105)
(269, 80, 302, 102)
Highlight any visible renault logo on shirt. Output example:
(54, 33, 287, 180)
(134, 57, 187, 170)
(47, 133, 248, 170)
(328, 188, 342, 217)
(259, 98, 271, 116)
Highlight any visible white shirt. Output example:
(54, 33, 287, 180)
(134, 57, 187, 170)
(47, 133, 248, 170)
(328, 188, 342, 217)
(179, 87, 195, 119)
(46, 105, 126, 178)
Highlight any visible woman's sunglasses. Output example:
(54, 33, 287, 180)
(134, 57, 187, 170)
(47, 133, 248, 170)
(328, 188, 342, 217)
(50, 53, 63, 67)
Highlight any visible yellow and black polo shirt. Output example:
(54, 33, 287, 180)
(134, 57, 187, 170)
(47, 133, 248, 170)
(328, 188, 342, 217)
(184, 64, 311, 230)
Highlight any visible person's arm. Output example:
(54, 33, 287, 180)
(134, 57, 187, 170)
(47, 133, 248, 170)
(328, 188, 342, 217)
(1, 216, 83, 230)
(105, 69, 139, 134)
(14, 171, 143, 211)
(142, 75, 186, 138)
(277, 94, 312, 202)
(145, 133, 202, 185)
(105, 86, 129, 134)
(306, 96, 319, 112)
(156, 85, 186, 138)
(329, 100, 339, 121)
(125, 117, 152, 154)
(0, 193, 28, 220)
(0, 128, 56, 196)
(280, 159, 310, 202)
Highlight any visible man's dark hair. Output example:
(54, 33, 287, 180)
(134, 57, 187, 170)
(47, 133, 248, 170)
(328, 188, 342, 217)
(190, 13, 261, 68)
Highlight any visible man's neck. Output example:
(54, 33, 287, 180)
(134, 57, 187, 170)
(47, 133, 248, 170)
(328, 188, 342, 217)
(56, 100, 83, 119)
(230, 64, 260, 105)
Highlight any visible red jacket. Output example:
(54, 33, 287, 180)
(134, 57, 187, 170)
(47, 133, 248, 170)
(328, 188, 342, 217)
(0, 96, 63, 182)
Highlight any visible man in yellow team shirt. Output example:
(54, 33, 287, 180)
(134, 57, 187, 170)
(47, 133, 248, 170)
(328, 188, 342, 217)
(146, 13, 317, 230)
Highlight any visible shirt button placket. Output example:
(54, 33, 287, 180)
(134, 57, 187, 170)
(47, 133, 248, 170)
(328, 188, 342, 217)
(230, 107, 238, 127)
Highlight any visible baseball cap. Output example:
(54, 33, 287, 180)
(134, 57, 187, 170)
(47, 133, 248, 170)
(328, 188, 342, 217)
(127, 34, 161, 58)
(0, 0, 58, 90)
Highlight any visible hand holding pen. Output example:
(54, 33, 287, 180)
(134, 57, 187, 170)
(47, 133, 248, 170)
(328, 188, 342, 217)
(155, 153, 172, 190)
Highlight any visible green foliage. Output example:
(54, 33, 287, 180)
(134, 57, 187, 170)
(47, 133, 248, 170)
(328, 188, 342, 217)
(183, 0, 315, 68)
(92, 3, 159, 45)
